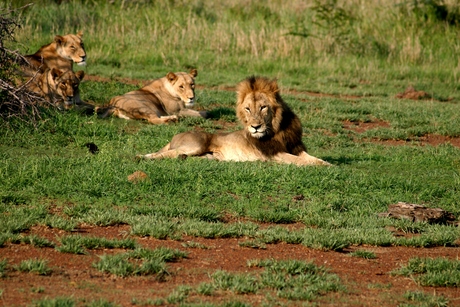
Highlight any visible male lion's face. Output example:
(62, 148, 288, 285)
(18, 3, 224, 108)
(166, 69, 197, 107)
(239, 92, 275, 139)
(51, 69, 85, 105)
(55, 32, 87, 66)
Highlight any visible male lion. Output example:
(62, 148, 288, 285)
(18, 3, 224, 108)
(25, 68, 85, 109)
(100, 69, 208, 124)
(140, 76, 331, 166)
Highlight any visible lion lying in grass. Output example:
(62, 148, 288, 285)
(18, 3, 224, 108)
(140, 76, 331, 166)
(24, 32, 86, 73)
(100, 69, 208, 124)
(22, 32, 87, 105)
(25, 68, 85, 109)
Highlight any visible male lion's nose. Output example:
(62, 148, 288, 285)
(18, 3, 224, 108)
(251, 124, 262, 131)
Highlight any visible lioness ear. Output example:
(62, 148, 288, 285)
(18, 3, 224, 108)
(75, 70, 85, 81)
(77, 31, 83, 38)
(54, 35, 65, 45)
(51, 68, 63, 80)
(189, 69, 197, 78)
(166, 72, 177, 83)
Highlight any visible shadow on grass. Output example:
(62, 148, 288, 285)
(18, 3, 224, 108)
(207, 107, 236, 120)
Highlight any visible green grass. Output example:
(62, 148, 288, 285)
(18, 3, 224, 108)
(349, 249, 377, 259)
(34, 297, 75, 307)
(56, 235, 137, 254)
(392, 257, 460, 287)
(93, 247, 187, 277)
(401, 291, 448, 307)
(206, 258, 343, 301)
(0, 259, 7, 277)
(16, 259, 52, 276)
(1, 1, 460, 305)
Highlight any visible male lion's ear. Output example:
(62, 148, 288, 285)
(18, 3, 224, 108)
(75, 70, 85, 81)
(77, 31, 83, 38)
(54, 35, 65, 45)
(166, 72, 177, 83)
(189, 69, 198, 78)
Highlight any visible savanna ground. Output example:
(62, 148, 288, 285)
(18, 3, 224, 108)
(2, 1, 460, 306)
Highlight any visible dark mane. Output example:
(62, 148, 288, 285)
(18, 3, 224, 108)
(237, 76, 307, 157)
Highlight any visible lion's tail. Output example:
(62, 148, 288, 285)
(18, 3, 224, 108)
(95, 105, 116, 118)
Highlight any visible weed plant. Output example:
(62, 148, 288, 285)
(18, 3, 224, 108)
(0, 259, 7, 277)
(349, 250, 377, 259)
(392, 257, 460, 287)
(56, 235, 136, 254)
(208, 259, 342, 301)
(401, 291, 448, 307)
(93, 247, 187, 277)
(16, 259, 52, 276)
(20, 235, 55, 248)
(34, 297, 75, 307)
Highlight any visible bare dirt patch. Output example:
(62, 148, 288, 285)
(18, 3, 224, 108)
(342, 120, 391, 134)
(1, 225, 460, 306)
(395, 86, 432, 100)
(341, 120, 460, 149)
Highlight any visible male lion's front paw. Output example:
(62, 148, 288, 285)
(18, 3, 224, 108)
(161, 115, 178, 123)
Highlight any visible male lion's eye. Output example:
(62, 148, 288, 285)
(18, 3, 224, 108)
(245, 107, 250, 113)
(179, 85, 184, 89)
(260, 106, 267, 111)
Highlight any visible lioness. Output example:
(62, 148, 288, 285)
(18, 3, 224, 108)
(24, 32, 86, 73)
(141, 76, 331, 166)
(25, 68, 85, 109)
(101, 69, 208, 124)
(23, 32, 86, 104)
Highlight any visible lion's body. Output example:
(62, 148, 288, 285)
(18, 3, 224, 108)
(25, 68, 85, 109)
(142, 76, 330, 166)
(102, 69, 208, 124)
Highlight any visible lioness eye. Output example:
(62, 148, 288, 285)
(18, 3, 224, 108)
(245, 107, 250, 113)
(179, 85, 184, 89)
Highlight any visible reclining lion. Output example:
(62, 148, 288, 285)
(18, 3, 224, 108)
(25, 68, 85, 110)
(22, 32, 86, 105)
(140, 76, 330, 166)
(24, 32, 86, 73)
(100, 69, 208, 124)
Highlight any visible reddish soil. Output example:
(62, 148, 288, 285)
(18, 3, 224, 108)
(342, 120, 460, 149)
(395, 86, 432, 100)
(1, 225, 460, 306)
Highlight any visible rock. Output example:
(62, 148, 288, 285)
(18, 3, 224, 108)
(378, 202, 457, 225)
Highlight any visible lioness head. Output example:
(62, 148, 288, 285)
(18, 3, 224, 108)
(165, 69, 197, 107)
(55, 31, 86, 66)
(49, 68, 85, 106)
(236, 76, 284, 139)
